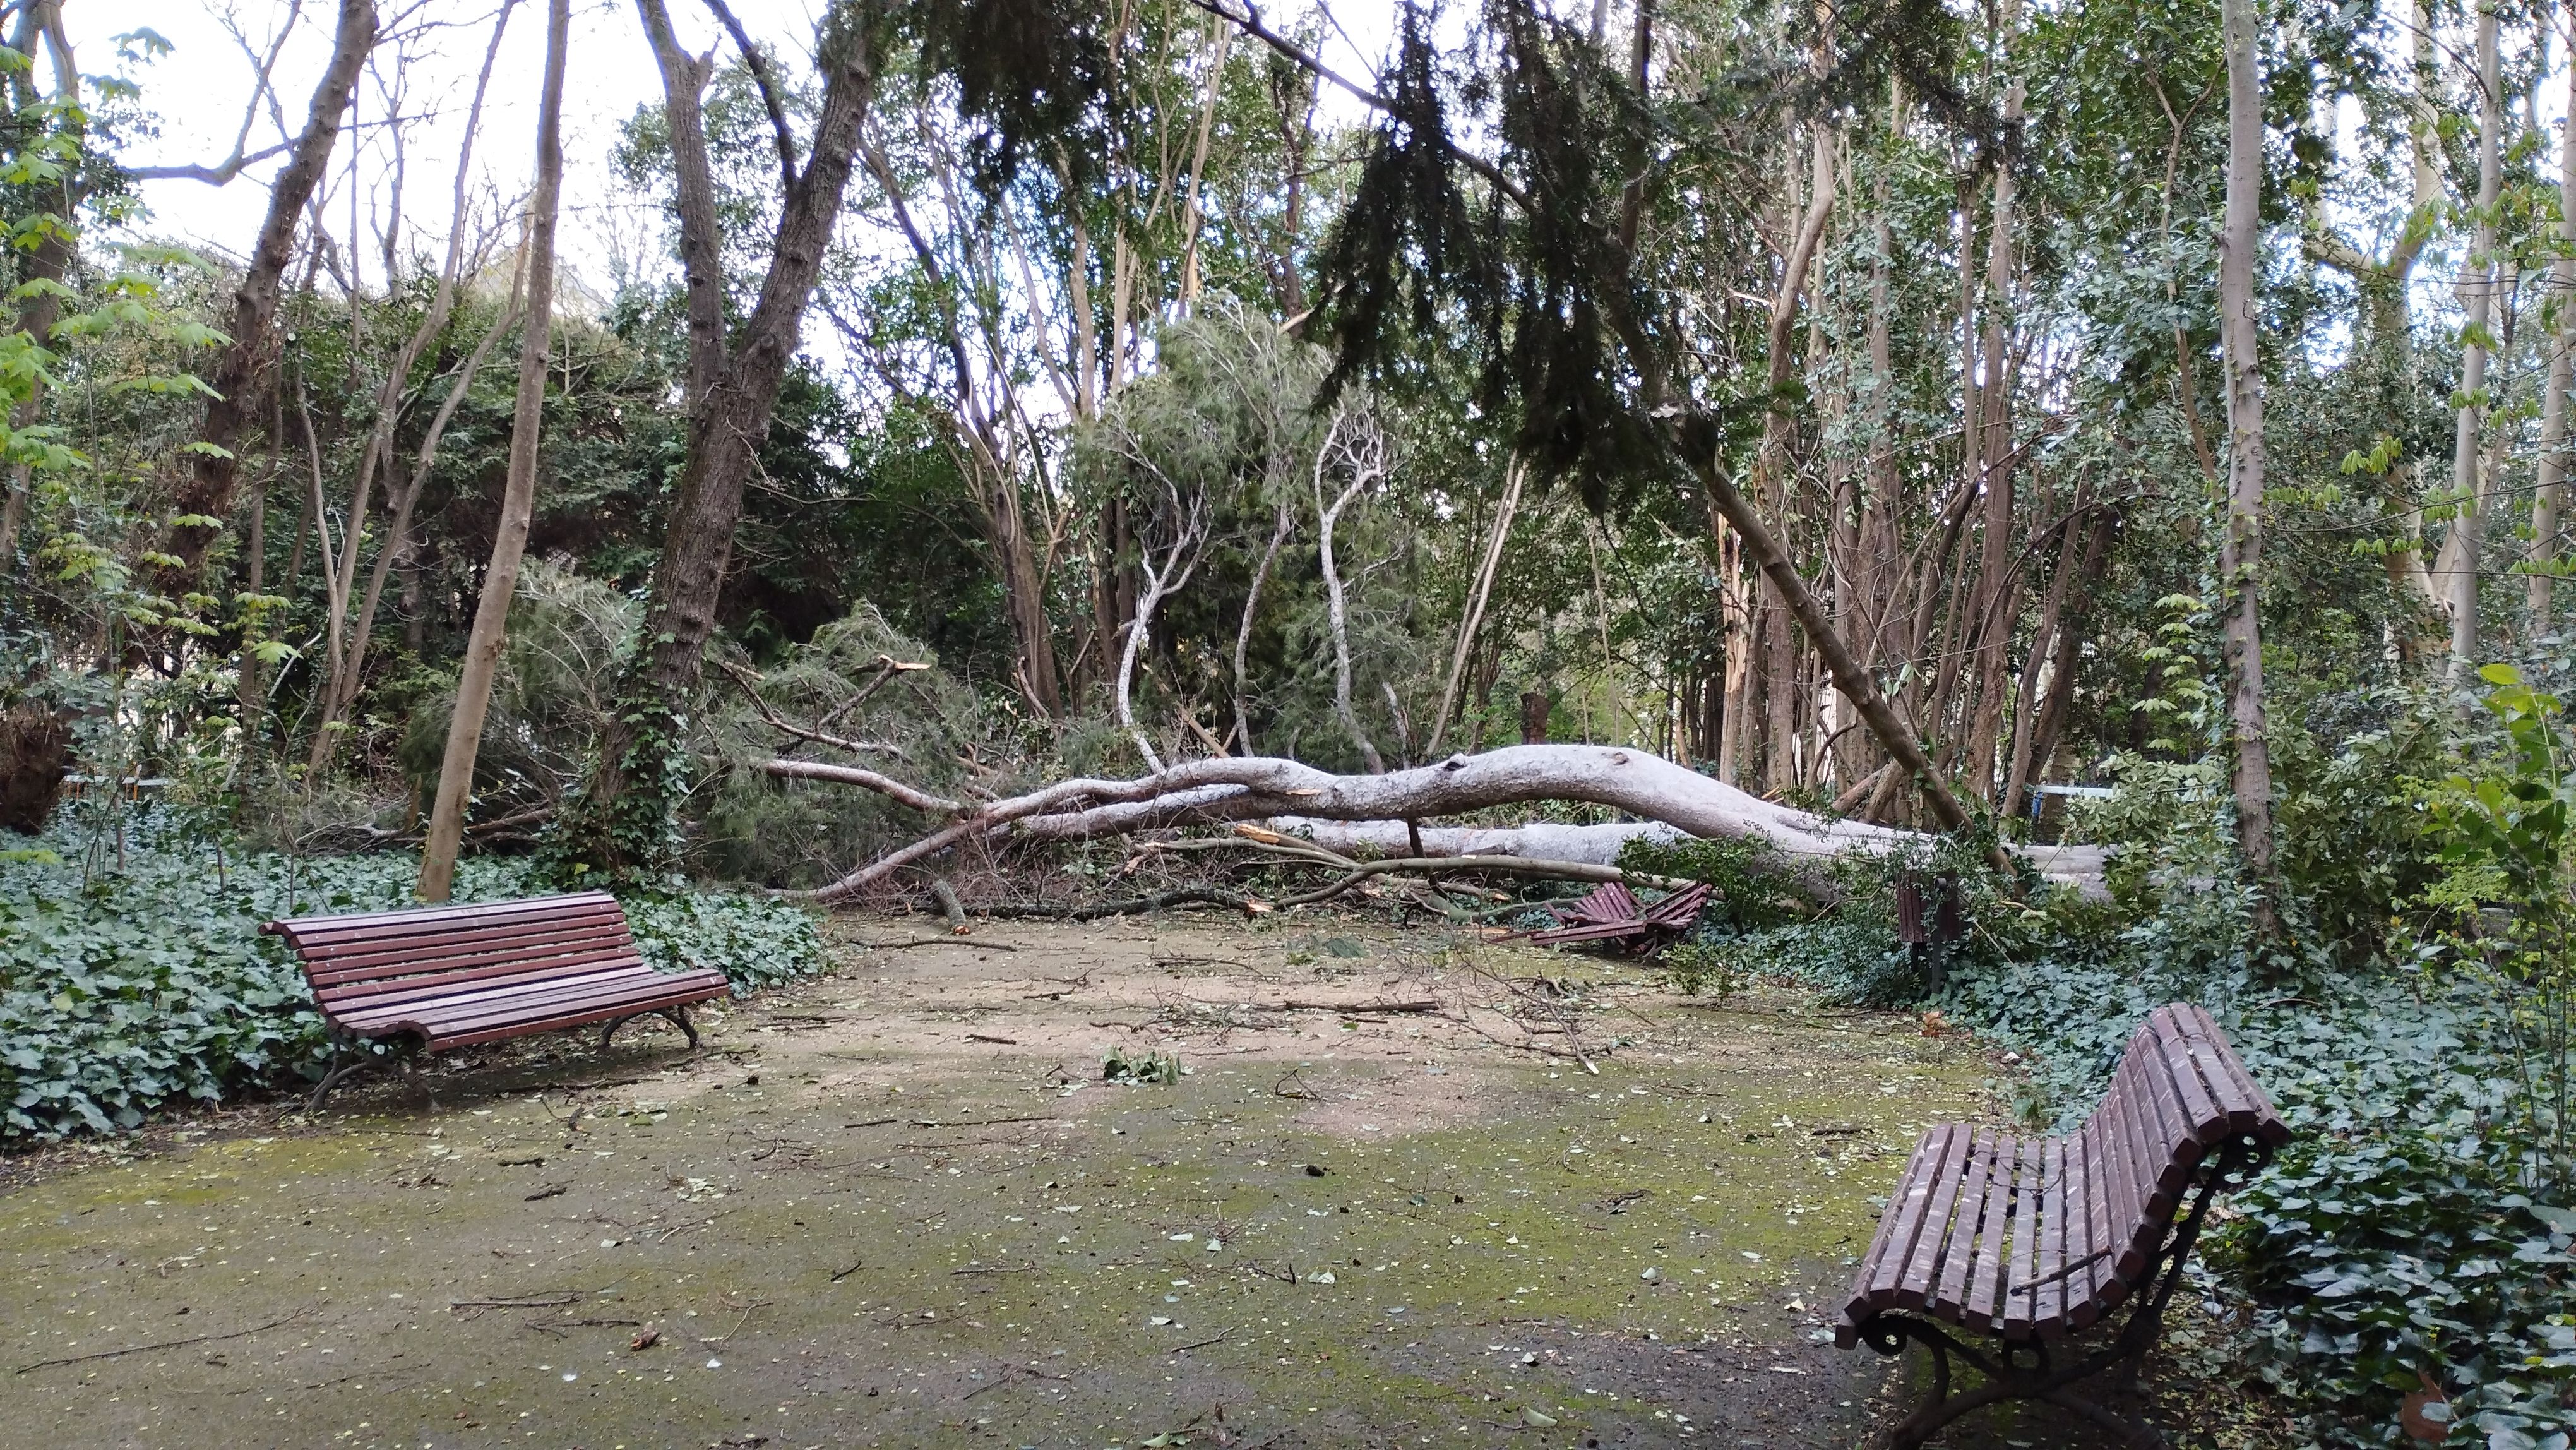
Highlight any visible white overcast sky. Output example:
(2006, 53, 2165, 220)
(85, 1, 1396, 310)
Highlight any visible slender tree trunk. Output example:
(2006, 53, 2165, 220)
(1431, 456, 1525, 756)
(158, 0, 376, 595)
(1232, 500, 1293, 753)
(2219, 0, 2277, 921)
(304, 299, 518, 776)
(1962, 0, 2027, 801)
(2001, 481, 2090, 823)
(2532, 32, 2576, 624)
(1316, 413, 1385, 774)
(418, 0, 568, 902)
(2443, 7, 2503, 678)
(306, 6, 516, 770)
(579, 0, 879, 870)
(1693, 447, 2014, 878)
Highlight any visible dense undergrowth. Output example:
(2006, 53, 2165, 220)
(0, 814, 821, 1139)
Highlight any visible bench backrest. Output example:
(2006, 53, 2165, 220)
(2078, 1004, 2289, 1294)
(264, 891, 641, 1026)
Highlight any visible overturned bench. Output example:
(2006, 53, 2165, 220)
(1836, 1004, 2289, 1447)
(1520, 880, 1710, 953)
(265, 890, 731, 1109)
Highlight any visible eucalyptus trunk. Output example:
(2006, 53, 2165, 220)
(2219, 0, 2278, 921)
(2443, 8, 2503, 678)
(419, 0, 568, 905)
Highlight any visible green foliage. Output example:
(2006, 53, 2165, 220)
(2419, 666, 2576, 1195)
(1101, 1045, 1179, 1085)
(0, 815, 822, 1139)
(1614, 831, 1805, 928)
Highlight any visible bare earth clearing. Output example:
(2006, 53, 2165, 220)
(1, 917, 2252, 1448)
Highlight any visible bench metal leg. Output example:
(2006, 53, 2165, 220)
(306, 1035, 410, 1112)
(600, 1005, 703, 1053)
(1854, 1134, 2270, 1448)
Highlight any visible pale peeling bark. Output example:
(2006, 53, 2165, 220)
(767, 744, 2106, 904)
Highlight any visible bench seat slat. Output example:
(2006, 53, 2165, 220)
(345, 966, 729, 1046)
(306, 926, 641, 990)
(1842, 1125, 1945, 1336)
(2003, 1135, 2046, 1339)
(266, 891, 623, 944)
(1960, 1135, 2018, 1331)
(296, 912, 633, 973)
(326, 952, 653, 1022)
(414, 974, 731, 1050)
(315, 942, 652, 1009)
(1926, 1129, 1995, 1316)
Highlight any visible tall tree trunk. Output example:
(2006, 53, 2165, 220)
(1431, 456, 1525, 756)
(306, 3, 516, 770)
(2443, 7, 2503, 678)
(2533, 28, 2576, 625)
(1962, 0, 2027, 801)
(418, 0, 569, 904)
(1232, 500, 1293, 753)
(1744, 39, 1837, 793)
(579, 0, 878, 871)
(0, 3, 80, 573)
(2001, 479, 2091, 823)
(1315, 414, 1385, 774)
(158, 0, 376, 596)
(2219, 0, 2277, 924)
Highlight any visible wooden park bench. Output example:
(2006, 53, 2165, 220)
(265, 890, 731, 1110)
(1522, 880, 1710, 953)
(1835, 1004, 2289, 1447)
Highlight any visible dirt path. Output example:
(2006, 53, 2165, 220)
(0, 915, 2160, 1448)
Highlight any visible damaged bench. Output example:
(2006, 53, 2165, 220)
(265, 890, 731, 1110)
(1835, 1003, 2289, 1447)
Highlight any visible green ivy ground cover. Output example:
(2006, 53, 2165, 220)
(0, 818, 821, 1139)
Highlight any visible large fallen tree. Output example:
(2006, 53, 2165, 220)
(761, 744, 2107, 906)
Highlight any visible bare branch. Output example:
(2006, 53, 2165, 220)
(700, 0, 799, 195)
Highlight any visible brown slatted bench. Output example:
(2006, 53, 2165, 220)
(264, 890, 732, 1110)
(1837, 1003, 2290, 1447)
(1518, 880, 1712, 952)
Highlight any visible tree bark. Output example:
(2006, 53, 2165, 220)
(1756, 88, 1837, 794)
(1430, 456, 1524, 756)
(419, 0, 568, 904)
(0, 3, 80, 573)
(2219, 0, 2277, 920)
(1232, 500, 1292, 753)
(2533, 34, 2576, 625)
(2442, 6, 2503, 678)
(1315, 412, 1385, 774)
(580, 0, 879, 869)
(1693, 446, 2013, 878)
(1962, 0, 2027, 801)
(158, 0, 376, 595)
(765, 745, 2102, 906)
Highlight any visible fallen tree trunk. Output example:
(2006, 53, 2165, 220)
(763, 744, 2107, 904)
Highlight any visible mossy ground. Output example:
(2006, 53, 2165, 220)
(0, 917, 2280, 1448)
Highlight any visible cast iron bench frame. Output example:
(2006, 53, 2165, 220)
(1835, 1003, 2289, 1447)
(264, 890, 730, 1110)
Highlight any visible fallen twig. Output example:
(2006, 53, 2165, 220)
(965, 1033, 1020, 1045)
(450, 1294, 580, 1312)
(15, 1311, 309, 1374)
